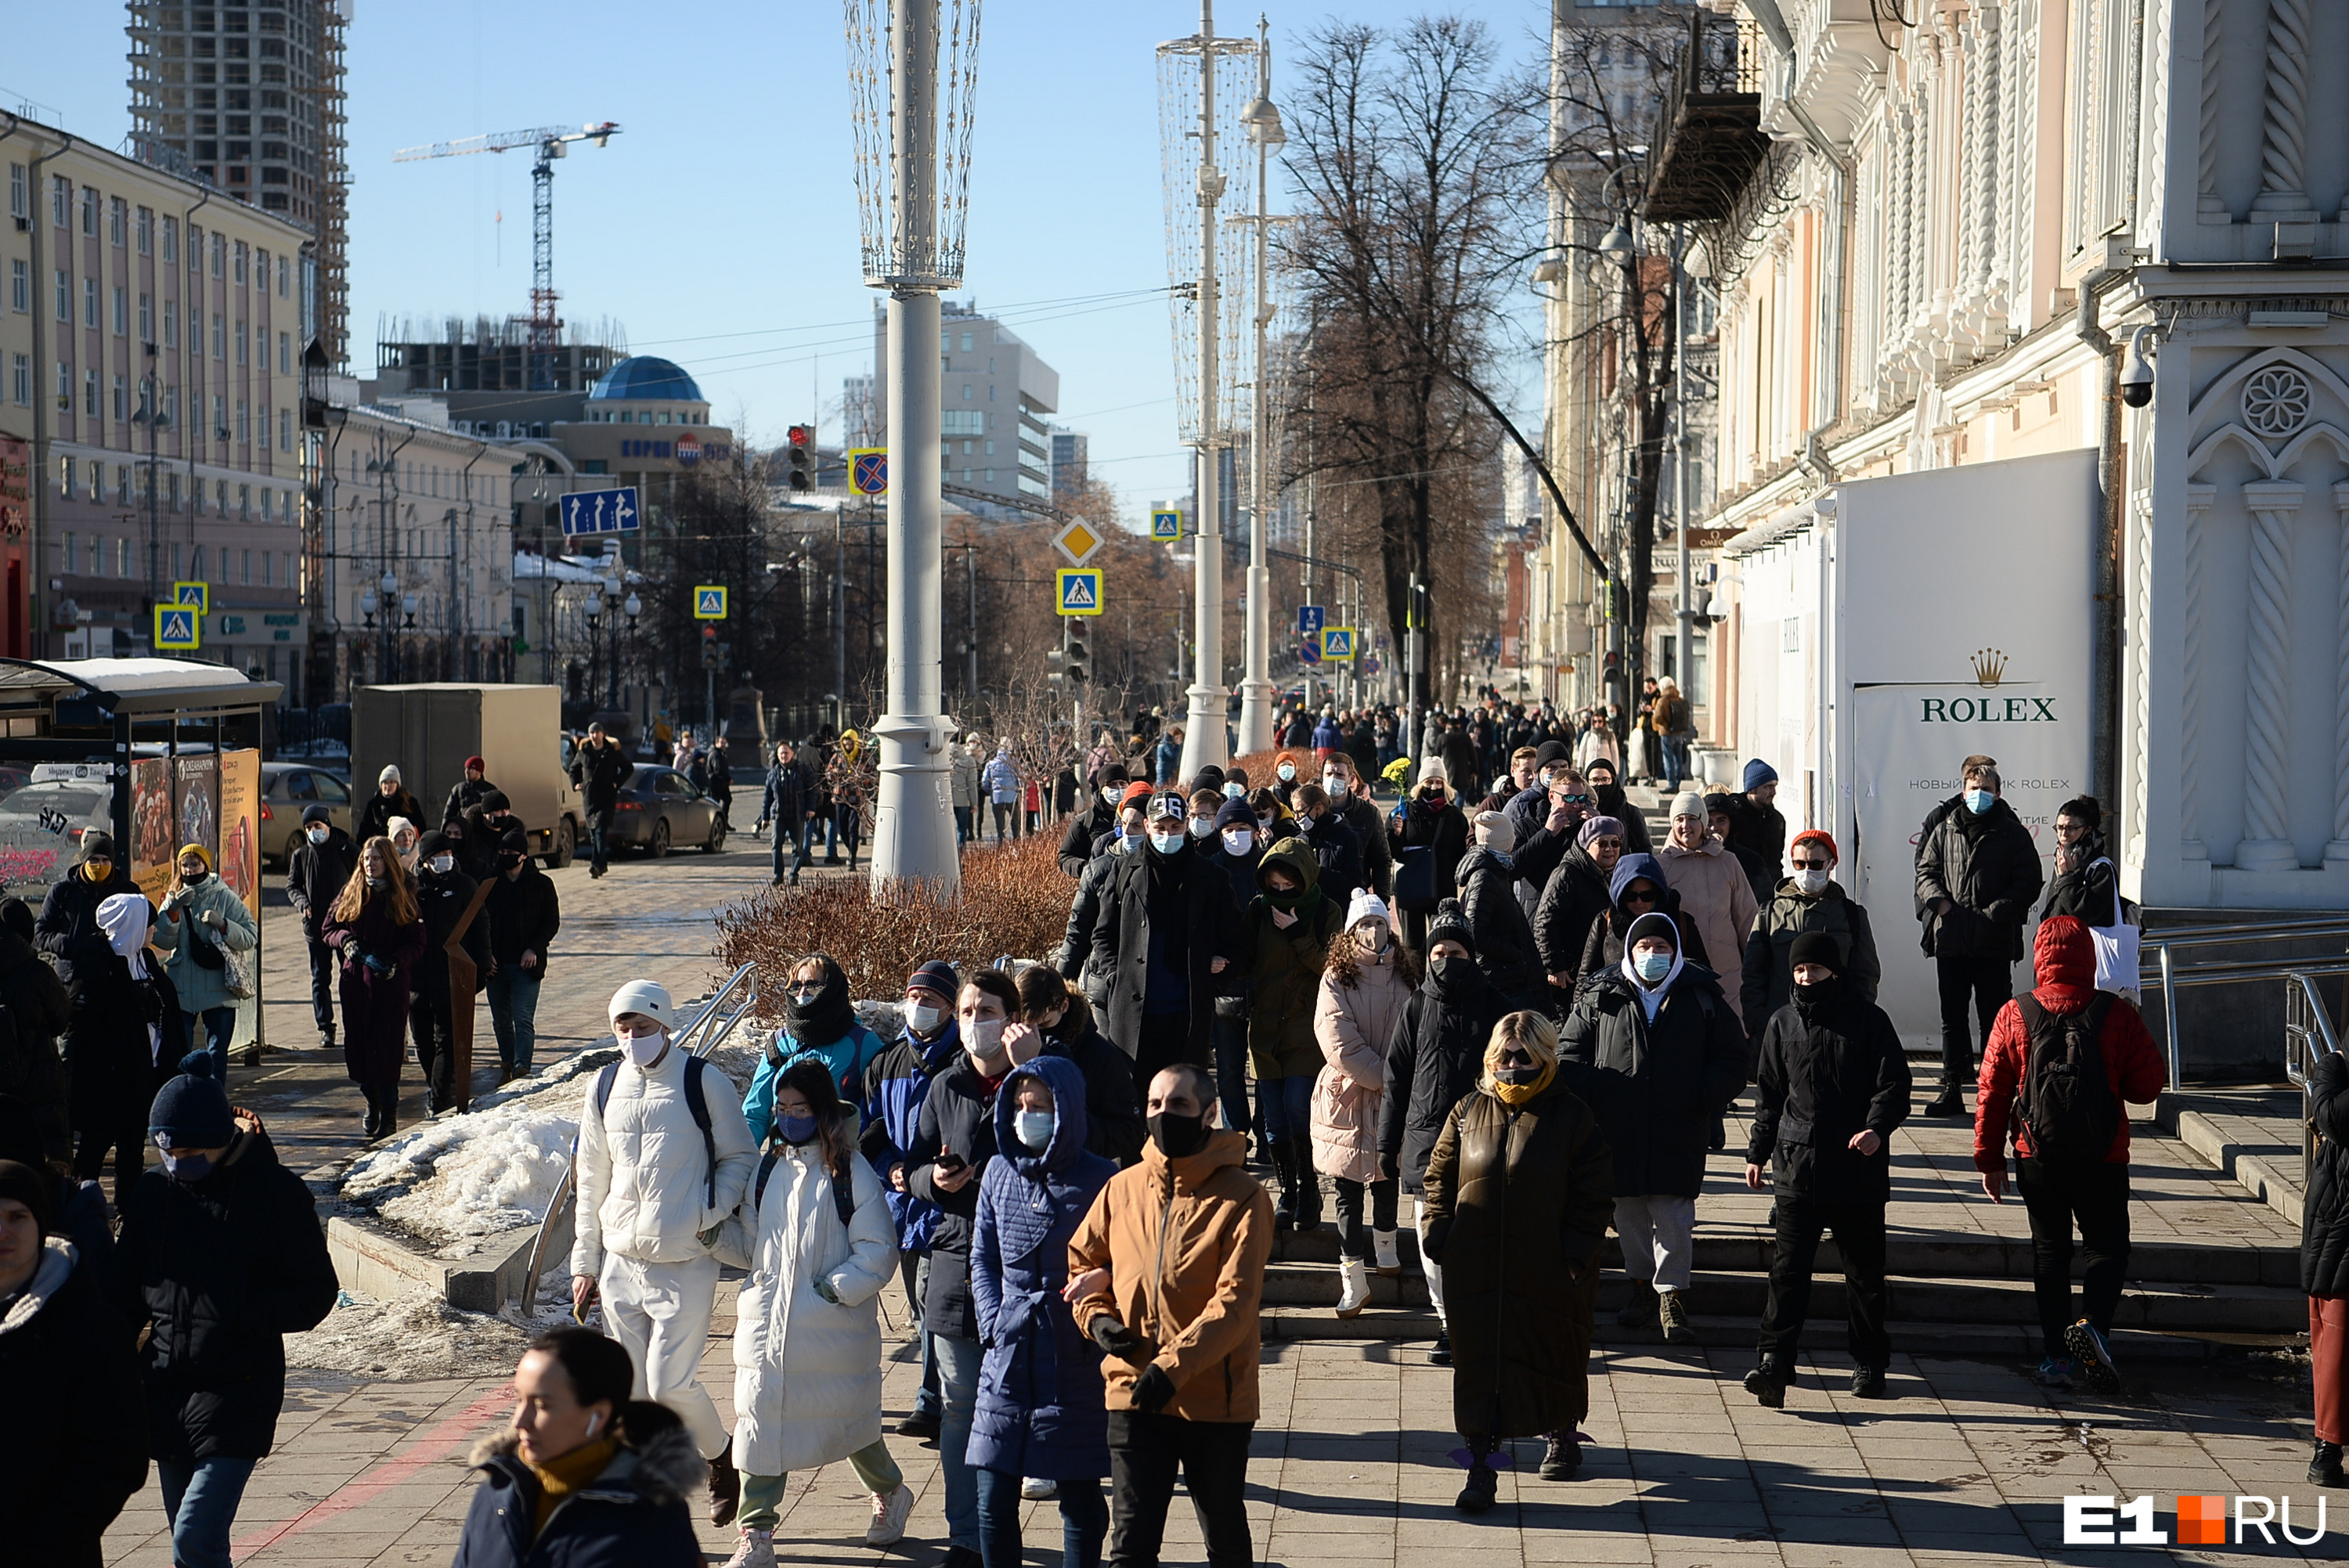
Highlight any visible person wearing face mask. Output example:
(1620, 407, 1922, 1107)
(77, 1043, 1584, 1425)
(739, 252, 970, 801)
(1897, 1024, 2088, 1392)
(322, 837, 429, 1141)
(1059, 763, 1132, 878)
(1245, 839, 1344, 1231)
(716, 1058, 915, 1566)
(387, 815, 422, 877)
(1657, 791, 1760, 1035)
(857, 960, 965, 1444)
(1185, 787, 1228, 866)
(744, 953, 885, 1144)
(1578, 756, 1652, 854)
(1311, 890, 1417, 1317)
(951, 732, 983, 846)
(572, 979, 758, 1530)
(1503, 745, 1593, 917)
(1535, 815, 1627, 1002)
(150, 843, 258, 1085)
(982, 741, 1023, 845)
(1438, 720, 1483, 800)
(1573, 852, 1710, 988)
(483, 827, 561, 1083)
(355, 763, 427, 847)
(1914, 758, 2042, 1117)
(1092, 794, 1247, 1098)
(35, 830, 136, 990)
(968, 1054, 1118, 1568)
(1059, 790, 1155, 1008)
(1379, 900, 1508, 1366)
(110, 1050, 338, 1568)
(1318, 752, 1393, 903)
(1421, 1011, 1614, 1510)
(1560, 910, 1748, 1345)
(1064, 1063, 1273, 1568)
(287, 806, 358, 1051)
(1387, 762, 1467, 954)
(1454, 809, 1539, 1009)
(1016, 966, 1144, 1166)
(907, 969, 1027, 1566)
(1289, 782, 1364, 909)
(1206, 796, 1266, 1144)
(404, 831, 490, 1116)
(67, 893, 189, 1209)
(1741, 830, 1882, 1029)
(1742, 932, 1910, 1408)
(1271, 748, 1306, 808)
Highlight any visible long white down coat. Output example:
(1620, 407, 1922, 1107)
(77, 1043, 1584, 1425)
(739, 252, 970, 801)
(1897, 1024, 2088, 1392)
(725, 1132, 900, 1477)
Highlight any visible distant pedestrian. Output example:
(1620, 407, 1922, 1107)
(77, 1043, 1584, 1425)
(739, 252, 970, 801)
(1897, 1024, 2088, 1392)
(755, 740, 817, 888)
(287, 807, 357, 1050)
(1312, 890, 1416, 1317)
(1581, 757, 1651, 854)
(484, 827, 559, 1082)
(110, 1054, 338, 1568)
(443, 754, 497, 828)
(410, 831, 489, 1113)
(356, 763, 426, 845)
(1723, 760, 1787, 904)
(571, 723, 638, 880)
(1917, 759, 2043, 1116)
(449, 1327, 705, 1568)
(1388, 765, 1468, 954)
(953, 735, 984, 845)
(705, 735, 735, 831)
(1650, 679, 1693, 792)
(68, 893, 188, 1208)
(1742, 830, 1882, 1027)
(150, 843, 258, 1085)
(1061, 764, 1133, 878)
(1246, 838, 1343, 1233)
(322, 837, 428, 1142)
(984, 743, 1023, 845)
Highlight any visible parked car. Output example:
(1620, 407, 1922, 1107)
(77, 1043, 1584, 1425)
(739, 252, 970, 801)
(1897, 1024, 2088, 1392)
(0, 778, 113, 895)
(260, 762, 354, 869)
(605, 766, 725, 858)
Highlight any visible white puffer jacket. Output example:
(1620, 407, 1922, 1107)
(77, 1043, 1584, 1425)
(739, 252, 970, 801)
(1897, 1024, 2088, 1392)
(572, 1042, 756, 1276)
(727, 1130, 898, 1476)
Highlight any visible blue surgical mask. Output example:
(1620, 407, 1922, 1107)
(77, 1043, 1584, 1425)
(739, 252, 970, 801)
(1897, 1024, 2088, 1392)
(1149, 831, 1184, 855)
(1965, 788, 1994, 815)
(1014, 1108, 1055, 1151)
(1188, 816, 1216, 839)
(1635, 950, 1673, 982)
(778, 1112, 819, 1145)
(1222, 782, 1245, 798)
(159, 1148, 213, 1182)
(1276, 763, 1296, 782)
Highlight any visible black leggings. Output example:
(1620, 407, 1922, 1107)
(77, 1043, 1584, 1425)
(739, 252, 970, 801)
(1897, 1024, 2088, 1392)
(1333, 1175, 1398, 1261)
(76, 1116, 148, 1210)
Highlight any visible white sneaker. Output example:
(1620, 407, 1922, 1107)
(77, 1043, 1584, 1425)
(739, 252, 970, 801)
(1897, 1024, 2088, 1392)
(1372, 1229, 1402, 1276)
(722, 1529, 775, 1568)
(1020, 1475, 1059, 1500)
(1336, 1257, 1372, 1318)
(868, 1482, 915, 1547)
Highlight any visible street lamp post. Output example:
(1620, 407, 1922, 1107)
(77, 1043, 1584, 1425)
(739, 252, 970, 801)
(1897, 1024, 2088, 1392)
(1233, 16, 1285, 759)
(1175, 0, 1237, 783)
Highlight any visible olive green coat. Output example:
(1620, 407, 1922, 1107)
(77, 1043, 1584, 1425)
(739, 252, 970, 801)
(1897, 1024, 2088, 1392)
(1245, 838, 1342, 1080)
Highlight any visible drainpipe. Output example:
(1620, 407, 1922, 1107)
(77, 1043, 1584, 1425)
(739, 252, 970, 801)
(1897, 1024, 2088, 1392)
(2076, 268, 2125, 813)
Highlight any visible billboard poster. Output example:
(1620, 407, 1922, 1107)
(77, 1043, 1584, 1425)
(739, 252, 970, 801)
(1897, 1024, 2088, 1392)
(175, 753, 219, 873)
(218, 748, 261, 919)
(130, 757, 176, 903)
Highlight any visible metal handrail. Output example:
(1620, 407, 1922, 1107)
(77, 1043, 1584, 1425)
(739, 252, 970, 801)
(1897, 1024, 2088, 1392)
(673, 962, 760, 1057)
(2286, 971, 2344, 1177)
(2140, 915, 2349, 946)
(2137, 917, 2349, 1088)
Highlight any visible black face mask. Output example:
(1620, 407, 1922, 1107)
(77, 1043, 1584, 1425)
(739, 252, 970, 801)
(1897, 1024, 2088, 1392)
(1794, 978, 1836, 1009)
(1148, 1110, 1211, 1159)
(1431, 953, 1471, 985)
(1495, 1065, 1541, 1086)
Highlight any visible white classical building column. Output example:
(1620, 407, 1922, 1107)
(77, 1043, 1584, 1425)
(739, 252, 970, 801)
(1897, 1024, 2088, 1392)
(2180, 484, 2214, 861)
(2329, 480, 2349, 865)
(2198, 0, 2229, 221)
(2250, 0, 2316, 222)
(2237, 479, 2304, 871)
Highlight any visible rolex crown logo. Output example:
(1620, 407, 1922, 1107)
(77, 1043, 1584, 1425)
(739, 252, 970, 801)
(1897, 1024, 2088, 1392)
(1971, 648, 2008, 688)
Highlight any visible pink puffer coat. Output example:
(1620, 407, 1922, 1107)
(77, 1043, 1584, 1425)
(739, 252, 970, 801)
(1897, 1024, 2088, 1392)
(1309, 942, 1415, 1182)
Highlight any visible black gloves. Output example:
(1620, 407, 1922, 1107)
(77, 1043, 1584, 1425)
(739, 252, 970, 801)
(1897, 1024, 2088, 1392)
(1134, 1363, 1177, 1415)
(1378, 1152, 1400, 1183)
(1090, 1317, 1154, 1364)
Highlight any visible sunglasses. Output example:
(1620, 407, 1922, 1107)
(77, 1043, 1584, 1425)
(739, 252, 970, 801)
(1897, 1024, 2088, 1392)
(1622, 892, 1658, 907)
(1557, 792, 1593, 806)
(1591, 838, 1623, 851)
(1792, 858, 1830, 870)
(1497, 1050, 1535, 1067)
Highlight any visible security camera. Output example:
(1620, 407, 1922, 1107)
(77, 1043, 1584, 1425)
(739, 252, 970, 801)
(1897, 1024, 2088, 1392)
(2120, 326, 2156, 409)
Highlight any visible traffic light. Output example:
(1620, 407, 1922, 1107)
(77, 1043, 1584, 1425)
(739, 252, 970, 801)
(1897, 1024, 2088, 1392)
(1066, 632, 1087, 684)
(787, 424, 815, 491)
(702, 625, 719, 669)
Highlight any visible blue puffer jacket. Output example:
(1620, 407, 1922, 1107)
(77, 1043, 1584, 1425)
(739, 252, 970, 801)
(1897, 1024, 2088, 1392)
(967, 1054, 1117, 1480)
(857, 1019, 962, 1252)
(744, 1022, 886, 1145)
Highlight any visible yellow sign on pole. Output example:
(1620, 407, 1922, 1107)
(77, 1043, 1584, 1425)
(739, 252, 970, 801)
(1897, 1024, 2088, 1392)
(1321, 625, 1356, 663)
(173, 581, 208, 613)
(693, 586, 727, 619)
(1056, 568, 1104, 617)
(1151, 508, 1182, 543)
(154, 603, 200, 651)
(848, 449, 889, 496)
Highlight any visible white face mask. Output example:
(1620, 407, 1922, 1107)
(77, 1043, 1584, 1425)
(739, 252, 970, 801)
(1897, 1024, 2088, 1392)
(1793, 867, 1830, 896)
(1014, 1108, 1055, 1151)
(621, 1028, 668, 1068)
(965, 1016, 1005, 1060)
(905, 1000, 944, 1035)
(1255, 814, 1276, 835)
(428, 855, 454, 875)
(1222, 782, 1245, 798)
(305, 825, 329, 844)
(1221, 828, 1254, 856)
(1188, 816, 1216, 839)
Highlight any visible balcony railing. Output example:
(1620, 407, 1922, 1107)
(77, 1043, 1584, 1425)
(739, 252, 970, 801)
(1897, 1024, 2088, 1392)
(1640, 12, 1770, 225)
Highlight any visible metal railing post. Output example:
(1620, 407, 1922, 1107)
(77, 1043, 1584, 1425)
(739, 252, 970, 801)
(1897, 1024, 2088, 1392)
(2159, 943, 2181, 1090)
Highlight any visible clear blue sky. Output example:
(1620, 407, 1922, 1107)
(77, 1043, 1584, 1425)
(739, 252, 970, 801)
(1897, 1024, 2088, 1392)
(6, 0, 1547, 522)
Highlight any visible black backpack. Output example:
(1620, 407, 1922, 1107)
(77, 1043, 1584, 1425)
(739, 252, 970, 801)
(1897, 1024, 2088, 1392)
(2016, 992, 2119, 1167)
(751, 1143, 859, 1230)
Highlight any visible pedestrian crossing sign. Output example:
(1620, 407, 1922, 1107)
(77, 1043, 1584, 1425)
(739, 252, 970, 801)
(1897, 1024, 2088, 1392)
(849, 448, 888, 496)
(154, 604, 200, 651)
(174, 580, 207, 612)
(1321, 626, 1356, 662)
(693, 586, 727, 620)
(1056, 568, 1104, 617)
(1151, 508, 1182, 543)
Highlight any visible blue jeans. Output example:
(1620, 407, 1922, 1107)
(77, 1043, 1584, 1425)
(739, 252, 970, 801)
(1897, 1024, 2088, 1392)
(588, 808, 614, 872)
(905, 1252, 943, 1419)
(192, 1005, 236, 1083)
(157, 1455, 258, 1568)
(1209, 1015, 1252, 1135)
(954, 805, 974, 844)
(1255, 1073, 1314, 1148)
(770, 818, 812, 882)
(977, 1467, 1107, 1568)
(1662, 734, 1692, 791)
(486, 966, 543, 1072)
(937, 1332, 983, 1552)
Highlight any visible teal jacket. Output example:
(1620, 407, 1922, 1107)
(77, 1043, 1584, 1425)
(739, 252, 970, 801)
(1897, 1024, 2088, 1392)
(150, 877, 259, 1015)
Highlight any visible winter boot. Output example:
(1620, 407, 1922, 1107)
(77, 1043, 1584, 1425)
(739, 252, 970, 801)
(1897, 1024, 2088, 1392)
(1430, 1329, 1452, 1366)
(1656, 1288, 1694, 1344)
(707, 1444, 741, 1527)
(1293, 1155, 1324, 1232)
(721, 1529, 775, 1568)
(1923, 1081, 1968, 1118)
(1455, 1457, 1499, 1514)
(1335, 1258, 1372, 1319)
(1851, 1365, 1889, 1399)
(1744, 1361, 1791, 1408)
(1539, 1433, 1582, 1480)
(2311, 1441, 2346, 1488)
(1372, 1229, 1402, 1276)
(1271, 1141, 1301, 1231)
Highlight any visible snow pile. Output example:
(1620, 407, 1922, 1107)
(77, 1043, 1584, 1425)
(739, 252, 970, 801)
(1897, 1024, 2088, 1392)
(286, 1287, 543, 1380)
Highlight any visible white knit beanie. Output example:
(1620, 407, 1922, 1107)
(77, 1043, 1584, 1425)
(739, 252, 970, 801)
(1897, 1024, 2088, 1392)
(1669, 790, 1707, 821)
(1345, 888, 1390, 929)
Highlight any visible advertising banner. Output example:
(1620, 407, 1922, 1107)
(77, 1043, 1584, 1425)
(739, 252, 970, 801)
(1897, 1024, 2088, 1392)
(175, 752, 219, 868)
(218, 748, 262, 919)
(130, 757, 176, 903)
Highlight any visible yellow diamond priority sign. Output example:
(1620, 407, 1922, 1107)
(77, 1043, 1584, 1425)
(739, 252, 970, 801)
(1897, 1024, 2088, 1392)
(1052, 519, 1102, 567)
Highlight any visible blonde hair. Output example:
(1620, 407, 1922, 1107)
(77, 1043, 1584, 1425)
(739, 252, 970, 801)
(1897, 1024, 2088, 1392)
(1484, 1009, 1560, 1073)
(328, 835, 420, 926)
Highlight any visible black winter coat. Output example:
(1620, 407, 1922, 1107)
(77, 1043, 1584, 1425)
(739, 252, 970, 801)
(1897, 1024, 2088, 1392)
(1558, 967, 1748, 1199)
(443, 777, 498, 828)
(1454, 846, 1538, 1006)
(1045, 1018, 1145, 1166)
(486, 862, 562, 980)
(0, 1240, 148, 1568)
(67, 950, 186, 1138)
(355, 785, 427, 845)
(287, 825, 359, 941)
(1333, 794, 1393, 901)
(1059, 795, 1118, 879)
(757, 758, 814, 833)
(1533, 844, 1615, 979)
(2304, 1052, 2349, 1297)
(108, 1127, 340, 1462)
(450, 1423, 706, 1568)
(1503, 788, 1575, 907)
(1390, 797, 1469, 912)
(1378, 967, 1510, 1193)
(1058, 836, 1124, 996)
(0, 919, 73, 1152)
(36, 864, 139, 987)
(2040, 834, 2121, 928)
(570, 742, 636, 815)
(908, 1058, 1002, 1341)
(1575, 898, 1711, 989)
(1741, 881, 1883, 1026)
(1590, 783, 1653, 855)
(1746, 983, 1911, 1203)
(1723, 795, 1786, 903)
(1297, 812, 1364, 910)
(1091, 842, 1247, 1065)
(1915, 795, 2044, 961)
(412, 867, 491, 1000)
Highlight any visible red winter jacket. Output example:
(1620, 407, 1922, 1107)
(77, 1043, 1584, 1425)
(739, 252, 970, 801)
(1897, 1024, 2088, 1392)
(1972, 916, 2167, 1173)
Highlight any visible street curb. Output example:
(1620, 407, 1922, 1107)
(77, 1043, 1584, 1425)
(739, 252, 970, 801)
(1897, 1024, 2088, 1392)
(2155, 1092, 2306, 1231)
(324, 1213, 548, 1314)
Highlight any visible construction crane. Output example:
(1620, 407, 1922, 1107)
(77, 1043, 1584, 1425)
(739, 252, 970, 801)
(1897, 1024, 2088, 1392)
(392, 121, 622, 390)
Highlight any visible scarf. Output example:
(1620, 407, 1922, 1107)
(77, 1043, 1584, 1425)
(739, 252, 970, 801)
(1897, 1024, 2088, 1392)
(529, 1435, 617, 1534)
(1490, 1058, 1557, 1108)
(783, 966, 856, 1051)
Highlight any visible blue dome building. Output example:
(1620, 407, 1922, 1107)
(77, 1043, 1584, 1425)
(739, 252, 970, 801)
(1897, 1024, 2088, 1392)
(583, 355, 711, 427)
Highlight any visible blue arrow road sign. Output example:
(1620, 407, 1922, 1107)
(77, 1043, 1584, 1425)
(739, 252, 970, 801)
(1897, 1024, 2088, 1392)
(1297, 604, 1325, 636)
(559, 485, 642, 536)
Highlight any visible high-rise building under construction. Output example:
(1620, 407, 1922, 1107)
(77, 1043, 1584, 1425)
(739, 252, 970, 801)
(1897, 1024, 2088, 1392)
(124, 0, 351, 367)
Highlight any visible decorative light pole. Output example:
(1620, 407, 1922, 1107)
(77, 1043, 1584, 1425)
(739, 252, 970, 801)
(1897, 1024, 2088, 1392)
(848, 0, 982, 893)
(1232, 15, 1285, 758)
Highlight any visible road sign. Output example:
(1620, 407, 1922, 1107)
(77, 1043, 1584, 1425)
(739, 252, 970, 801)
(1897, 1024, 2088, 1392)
(1052, 518, 1103, 566)
(1299, 637, 1322, 665)
(693, 586, 727, 620)
(558, 485, 642, 536)
(849, 448, 888, 496)
(1322, 626, 1356, 663)
(174, 581, 208, 612)
(1361, 654, 1383, 675)
(154, 604, 200, 651)
(1151, 508, 1182, 543)
(1056, 568, 1103, 617)
(1297, 604, 1325, 636)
